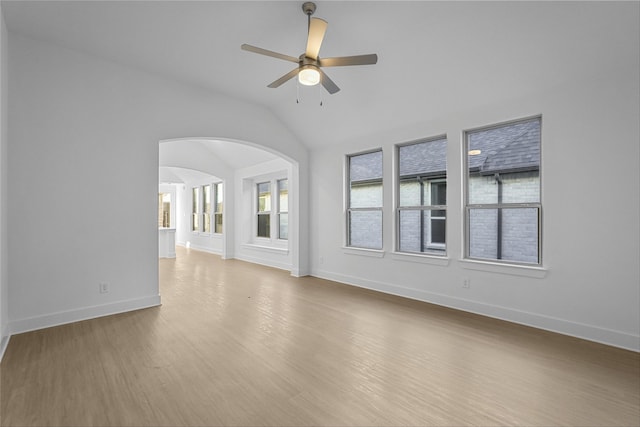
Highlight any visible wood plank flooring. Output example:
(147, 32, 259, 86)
(1, 246, 639, 426)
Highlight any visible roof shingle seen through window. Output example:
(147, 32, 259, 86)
(350, 150, 382, 182)
(468, 118, 540, 175)
(349, 119, 539, 183)
(399, 138, 447, 178)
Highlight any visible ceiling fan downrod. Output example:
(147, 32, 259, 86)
(302, 2, 316, 31)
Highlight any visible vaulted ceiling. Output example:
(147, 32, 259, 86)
(3, 1, 637, 150)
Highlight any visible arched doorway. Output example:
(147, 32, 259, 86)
(158, 137, 305, 276)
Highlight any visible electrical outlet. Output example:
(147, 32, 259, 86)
(462, 278, 471, 289)
(99, 282, 110, 294)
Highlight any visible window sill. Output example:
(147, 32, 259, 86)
(391, 252, 450, 266)
(242, 243, 289, 255)
(342, 247, 385, 258)
(459, 258, 547, 278)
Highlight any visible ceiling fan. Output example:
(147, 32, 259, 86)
(241, 2, 378, 95)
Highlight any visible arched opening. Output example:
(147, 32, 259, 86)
(158, 137, 302, 275)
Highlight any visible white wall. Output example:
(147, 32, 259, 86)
(0, 5, 9, 358)
(7, 34, 309, 334)
(310, 66, 640, 351)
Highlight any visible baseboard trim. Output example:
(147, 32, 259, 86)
(0, 328, 10, 363)
(176, 243, 222, 256)
(234, 253, 291, 273)
(311, 269, 640, 352)
(9, 295, 162, 336)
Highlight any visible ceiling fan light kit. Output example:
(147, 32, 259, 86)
(298, 66, 321, 86)
(241, 1, 378, 95)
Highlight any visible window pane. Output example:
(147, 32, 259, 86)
(203, 213, 210, 233)
(158, 193, 171, 228)
(399, 179, 421, 207)
(348, 150, 383, 250)
(399, 138, 447, 177)
(466, 117, 541, 265)
(203, 185, 211, 214)
(349, 210, 382, 249)
(258, 182, 271, 212)
(349, 151, 382, 208)
(192, 213, 199, 232)
(192, 187, 200, 232)
(429, 215, 446, 245)
(350, 182, 382, 208)
(431, 182, 446, 205)
(214, 213, 223, 234)
(398, 209, 421, 252)
(279, 213, 288, 240)
(279, 179, 288, 212)
(398, 209, 446, 253)
(257, 214, 270, 238)
(469, 208, 497, 259)
(502, 208, 539, 263)
(399, 138, 447, 206)
(192, 188, 200, 215)
(469, 207, 538, 264)
(467, 118, 540, 204)
(214, 183, 224, 213)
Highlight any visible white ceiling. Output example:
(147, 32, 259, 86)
(2, 1, 638, 150)
(159, 166, 220, 185)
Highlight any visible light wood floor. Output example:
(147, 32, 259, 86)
(1, 247, 639, 426)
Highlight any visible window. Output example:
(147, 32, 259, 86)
(278, 179, 288, 240)
(214, 182, 223, 234)
(191, 187, 200, 232)
(397, 137, 448, 255)
(158, 192, 171, 228)
(203, 184, 212, 233)
(465, 116, 541, 264)
(347, 150, 383, 249)
(257, 182, 271, 238)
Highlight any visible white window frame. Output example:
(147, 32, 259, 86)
(191, 187, 201, 232)
(213, 182, 223, 235)
(277, 178, 288, 241)
(425, 179, 447, 250)
(346, 149, 384, 250)
(463, 115, 542, 266)
(249, 174, 289, 247)
(202, 184, 212, 235)
(256, 181, 271, 239)
(395, 137, 448, 256)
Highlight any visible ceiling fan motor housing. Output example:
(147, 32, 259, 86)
(302, 2, 316, 16)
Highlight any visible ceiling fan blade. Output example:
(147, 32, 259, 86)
(267, 68, 300, 88)
(305, 18, 328, 60)
(319, 69, 340, 94)
(241, 44, 299, 63)
(319, 54, 378, 67)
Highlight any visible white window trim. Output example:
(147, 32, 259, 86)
(251, 173, 289, 249)
(213, 182, 224, 235)
(277, 178, 289, 241)
(395, 136, 448, 257)
(345, 149, 384, 251)
(192, 182, 224, 237)
(191, 186, 201, 233)
(201, 184, 212, 236)
(463, 115, 543, 268)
